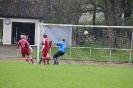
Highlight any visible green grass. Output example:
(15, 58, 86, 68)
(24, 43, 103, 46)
(0, 61, 133, 88)
(66, 47, 132, 62)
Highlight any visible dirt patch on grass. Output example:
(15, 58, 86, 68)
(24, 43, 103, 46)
(0, 57, 133, 68)
(0, 57, 25, 62)
(60, 60, 133, 68)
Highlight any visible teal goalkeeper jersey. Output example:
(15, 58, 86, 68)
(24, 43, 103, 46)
(57, 41, 66, 53)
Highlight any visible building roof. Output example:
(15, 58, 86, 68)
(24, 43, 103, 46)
(0, 0, 50, 19)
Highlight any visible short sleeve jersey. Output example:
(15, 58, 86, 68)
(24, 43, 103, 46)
(42, 38, 50, 49)
(18, 39, 30, 51)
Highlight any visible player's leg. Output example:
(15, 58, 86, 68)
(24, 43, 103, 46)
(39, 52, 43, 64)
(42, 57, 46, 65)
(42, 52, 47, 65)
(53, 51, 60, 65)
(39, 57, 42, 64)
(53, 51, 65, 65)
(46, 57, 52, 65)
(25, 57, 30, 64)
(25, 58, 30, 64)
(26, 51, 35, 64)
(53, 54, 57, 65)
(46, 54, 52, 65)
(21, 51, 30, 64)
(29, 55, 35, 64)
(42, 49, 50, 65)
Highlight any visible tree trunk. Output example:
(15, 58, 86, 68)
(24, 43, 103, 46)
(104, 0, 115, 48)
(92, 3, 98, 40)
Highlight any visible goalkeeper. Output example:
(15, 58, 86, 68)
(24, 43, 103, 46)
(53, 39, 66, 65)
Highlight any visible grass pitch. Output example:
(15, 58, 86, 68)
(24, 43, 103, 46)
(0, 61, 133, 88)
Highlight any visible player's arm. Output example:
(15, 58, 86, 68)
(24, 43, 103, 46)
(41, 45, 45, 53)
(29, 45, 33, 52)
(26, 41, 33, 52)
(57, 42, 60, 46)
(17, 44, 19, 50)
(17, 42, 20, 50)
(41, 39, 45, 52)
(17, 42, 21, 52)
(49, 41, 52, 48)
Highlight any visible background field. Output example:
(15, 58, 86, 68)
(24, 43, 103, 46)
(0, 58, 133, 88)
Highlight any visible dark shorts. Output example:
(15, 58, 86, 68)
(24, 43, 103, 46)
(53, 51, 65, 58)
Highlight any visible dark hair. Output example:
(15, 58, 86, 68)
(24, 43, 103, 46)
(62, 39, 65, 42)
(43, 34, 47, 38)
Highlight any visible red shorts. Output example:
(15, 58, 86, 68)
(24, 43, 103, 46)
(21, 49, 30, 57)
(42, 48, 49, 58)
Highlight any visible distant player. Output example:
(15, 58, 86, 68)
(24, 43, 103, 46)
(41, 34, 51, 65)
(53, 39, 66, 65)
(17, 35, 35, 64)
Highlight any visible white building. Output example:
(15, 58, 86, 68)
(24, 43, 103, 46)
(0, 0, 48, 45)
(0, 17, 41, 45)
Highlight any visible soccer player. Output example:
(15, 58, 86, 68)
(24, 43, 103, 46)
(39, 40, 52, 65)
(53, 39, 66, 65)
(41, 34, 51, 65)
(39, 53, 52, 65)
(17, 35, 35, 64)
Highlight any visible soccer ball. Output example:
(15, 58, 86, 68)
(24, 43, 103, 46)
(84, 31, 88, 35)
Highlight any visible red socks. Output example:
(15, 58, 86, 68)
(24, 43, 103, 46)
(43, 59, 46, 65)
(30, 59, 34, 64)
(25, 58, 29, 63)
(46, 58, 51, 60)
(25, 58, 34, 64)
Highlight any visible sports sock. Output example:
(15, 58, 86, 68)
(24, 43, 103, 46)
(47, 60, 50, 64)
(25, 58, 29, 63)
(30, 59, 34, 64)
(53, 58, 57, 64)
(46, 57, 51, 60)
(48, 58, 51, 60)
(43, 59, 46, 65)
(39, 58, 42, 64)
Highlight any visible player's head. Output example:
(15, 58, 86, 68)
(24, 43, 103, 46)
(62, 39, 65, 42)
(43, 34, 47, 38)
(25, 34, 28, 39)
(22, 35, 26, 39)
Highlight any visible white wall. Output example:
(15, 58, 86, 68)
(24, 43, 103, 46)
(1, 17, 41, 45)
(3, 21, 12, 44)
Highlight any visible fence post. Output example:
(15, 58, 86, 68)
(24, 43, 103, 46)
(110, 48, 112, 61)
(37, 24, 40, 62)
(129, 31, 133, 63)
(90, 48, 92, 59)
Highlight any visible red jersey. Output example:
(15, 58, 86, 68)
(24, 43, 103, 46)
(42, 38, 51, 57)
(18, 39, 30, 51)
(42, 38, 50, 49)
